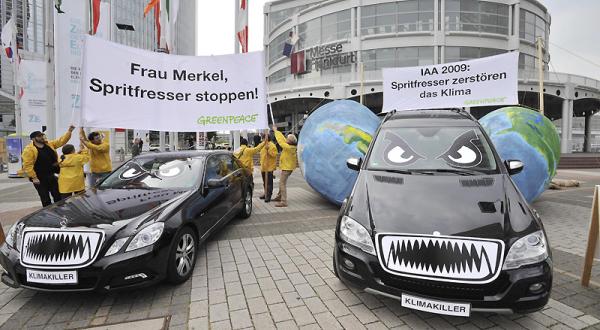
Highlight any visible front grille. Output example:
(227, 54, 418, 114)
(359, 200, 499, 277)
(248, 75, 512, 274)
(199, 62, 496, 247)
(375, 233, 505, 284)
(373, 263, 510, 300)
(20, 229, 104, 269)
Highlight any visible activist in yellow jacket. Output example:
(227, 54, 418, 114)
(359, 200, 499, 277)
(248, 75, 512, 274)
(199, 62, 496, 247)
(58, 148, 90, 194)
(260, 139, 278, 172)
(81, 129, 112, 173)
(21, 130, 72, 180)
(273, 130, 298, 171)
(234, 140, 264, 171)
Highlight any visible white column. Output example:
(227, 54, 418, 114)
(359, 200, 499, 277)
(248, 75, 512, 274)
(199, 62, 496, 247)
(560, 98, 572, 153)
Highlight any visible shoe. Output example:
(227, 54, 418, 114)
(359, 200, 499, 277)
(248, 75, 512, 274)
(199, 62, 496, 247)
(259, 195, 265, 200)
(275, 202, 287, 207)
(272, 197, 281, 202)
(264, 198, 271, 203)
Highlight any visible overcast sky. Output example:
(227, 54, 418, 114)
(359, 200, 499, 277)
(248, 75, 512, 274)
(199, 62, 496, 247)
(196, 0, 600, 81)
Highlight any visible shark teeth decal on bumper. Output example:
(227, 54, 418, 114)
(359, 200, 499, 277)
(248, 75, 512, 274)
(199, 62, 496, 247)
(20, 229, 105, 269)
(375, 233, 505, 284)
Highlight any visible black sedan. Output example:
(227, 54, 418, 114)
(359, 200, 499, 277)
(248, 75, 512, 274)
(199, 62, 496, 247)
(0, 151, 253, 291)
(334, 109, 551, 317)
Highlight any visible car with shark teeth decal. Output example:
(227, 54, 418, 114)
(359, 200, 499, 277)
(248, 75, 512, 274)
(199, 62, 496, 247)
(0, 150, 253, 291)
(334, 109, 552, 317)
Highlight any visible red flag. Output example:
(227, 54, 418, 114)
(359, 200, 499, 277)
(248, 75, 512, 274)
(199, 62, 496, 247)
(291, 51, 305, 74)
(144, 0, 159, 17)
(154, 2, 161, 49)
(236, 0, 248, 53)
(91, 0, 101, 35)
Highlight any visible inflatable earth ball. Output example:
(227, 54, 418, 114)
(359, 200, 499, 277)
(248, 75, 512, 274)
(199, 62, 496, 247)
(298, 100, 380, 205)
(479, 106, 561, 203)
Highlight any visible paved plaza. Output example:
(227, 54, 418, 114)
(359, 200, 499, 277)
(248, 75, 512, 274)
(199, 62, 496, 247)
(0, 169, 600, 329)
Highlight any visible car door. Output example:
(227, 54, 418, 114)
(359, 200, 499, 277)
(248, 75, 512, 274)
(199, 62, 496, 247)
(221, 155, 244, 214)
(194, 155, 229, 237)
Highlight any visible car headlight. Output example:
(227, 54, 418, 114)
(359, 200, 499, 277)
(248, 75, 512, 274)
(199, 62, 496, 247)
(339, 216, 375, 255)
(5, 222, 23, 251)
(126, 222, 164, 252)
(503, 230, 548, 270)
(105, 237, 129, 257)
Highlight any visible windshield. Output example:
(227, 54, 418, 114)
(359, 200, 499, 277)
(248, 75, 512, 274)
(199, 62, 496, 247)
(99, 157, 203, 190)
(367, 127, 498, 174)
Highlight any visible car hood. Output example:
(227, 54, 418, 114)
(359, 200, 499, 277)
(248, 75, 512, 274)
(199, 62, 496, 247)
(347, 171, 539, 241)
(19, 188, 191, 230)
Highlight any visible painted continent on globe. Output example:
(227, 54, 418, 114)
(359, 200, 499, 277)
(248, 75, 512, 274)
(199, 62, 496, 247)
(298, 100, 380, 205)
(480, 106, 561, 203)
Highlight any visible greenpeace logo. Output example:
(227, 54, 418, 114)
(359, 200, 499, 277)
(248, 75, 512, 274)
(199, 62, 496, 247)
(464, 97, 507, 105)
(197, 114, 259, 126)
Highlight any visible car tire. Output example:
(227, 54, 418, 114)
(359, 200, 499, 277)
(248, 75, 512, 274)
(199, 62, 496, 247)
(238, 188, 252, 219)
(167, 226, 197, 284)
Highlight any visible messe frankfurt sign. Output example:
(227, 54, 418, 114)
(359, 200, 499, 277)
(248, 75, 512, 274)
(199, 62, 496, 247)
(291, 43, 357, 74)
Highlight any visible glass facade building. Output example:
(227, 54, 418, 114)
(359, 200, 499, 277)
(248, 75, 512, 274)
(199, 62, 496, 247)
(264, 0, 600, 153)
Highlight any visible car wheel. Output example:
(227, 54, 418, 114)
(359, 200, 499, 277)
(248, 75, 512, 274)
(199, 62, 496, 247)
(239, 188, 252, 219)
(167, 227, 197, 284)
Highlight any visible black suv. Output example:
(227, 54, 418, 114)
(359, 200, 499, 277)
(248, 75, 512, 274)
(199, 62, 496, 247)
(334, 109, 551, 317)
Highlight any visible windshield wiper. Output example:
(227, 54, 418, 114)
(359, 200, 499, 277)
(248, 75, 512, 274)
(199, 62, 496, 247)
(423, 169, 476, 176)
(371, 169, 417, 175)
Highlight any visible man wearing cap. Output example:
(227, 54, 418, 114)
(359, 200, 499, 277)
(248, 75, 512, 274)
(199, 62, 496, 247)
(80, 128, 112, 185)
(21, 125, 75, 206)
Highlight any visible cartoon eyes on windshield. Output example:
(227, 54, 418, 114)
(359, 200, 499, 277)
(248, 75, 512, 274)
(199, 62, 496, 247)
(438, 130, 483, 168)
(158, 165, 182, 177)
(383, 132, 424, 166)
(119, 163, 146, 180)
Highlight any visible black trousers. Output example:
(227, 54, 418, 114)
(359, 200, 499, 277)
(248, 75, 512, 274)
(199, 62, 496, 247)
(261, 171, 274, 200)
(34, 175, 61, 207)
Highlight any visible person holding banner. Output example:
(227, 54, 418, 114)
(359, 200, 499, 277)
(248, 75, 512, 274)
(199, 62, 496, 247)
(271, 125, 298, 208)
(259, 133, 278, 203)
(80, 128, 112, 184)
(233, 138, 264, 175)
(58, 144, 89, 199)
(21, 125, 75, 207)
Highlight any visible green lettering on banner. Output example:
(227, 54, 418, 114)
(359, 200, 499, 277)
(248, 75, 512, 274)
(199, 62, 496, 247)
(196, 114, 260, 126)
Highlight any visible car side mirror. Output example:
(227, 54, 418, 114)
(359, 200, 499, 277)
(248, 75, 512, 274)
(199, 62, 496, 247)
(207, 178, 226, 188)
(505, 160, 524, 175)
(346, 157, 362, 171)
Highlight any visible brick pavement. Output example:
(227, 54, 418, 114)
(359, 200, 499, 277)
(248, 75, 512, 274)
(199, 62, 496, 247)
(0, 170, 598, 328)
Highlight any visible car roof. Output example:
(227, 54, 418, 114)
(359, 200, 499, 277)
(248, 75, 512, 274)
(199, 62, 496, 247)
(382, 109, 479, 128)
(135, 150, 231, 160)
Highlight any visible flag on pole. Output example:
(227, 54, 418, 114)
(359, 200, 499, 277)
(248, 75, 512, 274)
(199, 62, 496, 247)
(291, 51, 305, 74)
(144, 0, 159, 17)
(1, 17, 16, 62)
(236, 0, 248, 53)
(89, 0, 101, 35)
(282, 31, 299, 57)
(154, 2, 161, 49)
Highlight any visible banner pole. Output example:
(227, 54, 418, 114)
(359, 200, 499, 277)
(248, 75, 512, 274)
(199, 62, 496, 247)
(582, 185, 600, 286)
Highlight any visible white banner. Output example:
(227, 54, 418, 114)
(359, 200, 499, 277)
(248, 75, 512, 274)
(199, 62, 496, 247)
(18, 60, 47, 134)
(54, 0, 85, 142)
(383, 52, 518, 112)
(80, 36, 268, 132)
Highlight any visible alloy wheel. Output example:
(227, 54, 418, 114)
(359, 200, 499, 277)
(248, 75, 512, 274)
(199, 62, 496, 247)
(175, 233, 195, 277)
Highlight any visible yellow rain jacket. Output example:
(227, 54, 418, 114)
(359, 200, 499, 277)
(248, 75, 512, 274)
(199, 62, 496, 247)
(259, 141, 278, 172)
(83, 140, 112, 173)
(58, 150, 90, 193)
(21, 131, 72, 180)
(274, 130, 298, 171)
(234, 142, 264, 171)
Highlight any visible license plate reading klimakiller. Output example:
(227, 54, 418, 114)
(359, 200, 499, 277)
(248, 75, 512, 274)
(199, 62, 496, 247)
(26, 269, 78, 284)
(401, 293, 470, 317)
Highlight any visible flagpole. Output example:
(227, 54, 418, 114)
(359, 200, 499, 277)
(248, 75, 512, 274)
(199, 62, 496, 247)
(45, 0, 55, 139)
(232, 0, 241, 151)
(10, 0, 21, 139)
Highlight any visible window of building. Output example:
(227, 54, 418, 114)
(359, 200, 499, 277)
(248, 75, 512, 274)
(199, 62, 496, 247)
(361, 0, 434, 36)
(362, 47, 433, 71)
(268, 31, 290, 65)
(321, 10, 351, 43)
(269, 67, 289, 84)
(445, 47, 505, 63)
(298, 18, 321, 50)
(269, 5, 311, 30)
(519, 9, 548, 45)
(445, 0, 509, 35)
